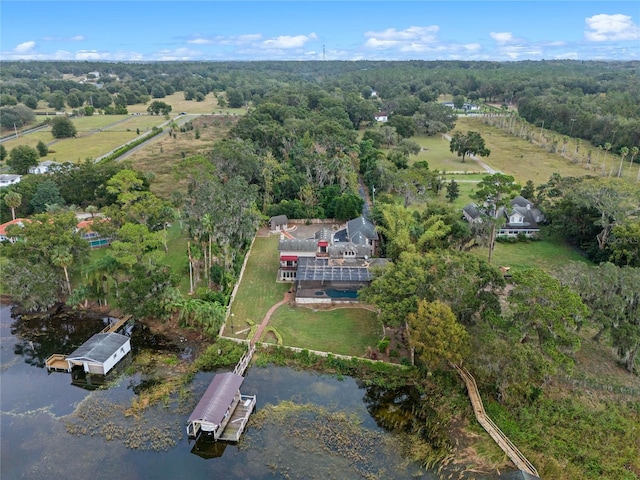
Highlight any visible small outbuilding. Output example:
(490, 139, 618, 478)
(269, 215, 288, 232)
(65, 332, 131, 375)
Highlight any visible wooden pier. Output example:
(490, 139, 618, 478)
(218, 394, 257, 442)
(100, 314, 132, 334)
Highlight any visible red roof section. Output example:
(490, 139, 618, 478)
(0, 218, 30, 236)
(280, 255, 298, 262)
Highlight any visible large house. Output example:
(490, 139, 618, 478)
(277, 216, 384, 304)
(462, 196, 544, 239)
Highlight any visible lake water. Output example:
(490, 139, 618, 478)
(0, 304, 513, 480)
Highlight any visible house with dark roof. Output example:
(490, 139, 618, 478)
(64, 332, 131, 375)
(462, 197, 544, 239)
(374, 112, 388, 122)
(276, 216, 386, 303)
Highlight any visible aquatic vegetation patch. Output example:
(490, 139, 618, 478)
(64, 395, 182, 451)
(245, 401, 424, 479)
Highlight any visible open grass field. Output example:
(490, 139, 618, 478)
(1, 114, 170, 164)
(228, 235, 290, 334)
(127, 114, 239, 197)
(453, 116, 637, 184)
(265, 305, 384, 357)
(126, 91, 221, 115)
(471, 227, 591, 273)
(43, 131, 141, 163)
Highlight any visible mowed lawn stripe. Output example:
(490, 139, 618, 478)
(230, 235, 289, 330)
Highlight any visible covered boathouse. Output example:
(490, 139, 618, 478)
(186, 372, 256, 442)
(63, 332, 131, 375)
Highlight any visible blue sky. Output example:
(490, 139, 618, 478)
(1, 1, 639, 61)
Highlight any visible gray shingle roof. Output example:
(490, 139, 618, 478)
(462, 203, 483, 220)
(188, 372, 244, 426)
(269, 215, 288, 227)
(346, 216, 378, 241)
(279, 239, 318, 253)
(66, 332, 130, 363)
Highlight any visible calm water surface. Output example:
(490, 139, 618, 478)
(0, 304, 428, 480)
(1, 304, 513, 480)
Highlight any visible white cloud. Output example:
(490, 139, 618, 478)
(585, 14, 640, 41)
(187, 33, 262, 46)
(261, 33, 317, 49)
(42, 35, 86, 42)
(15, 41, 36, 53)
(364, 26, 439, 49)
(75, 50, 109, 60)
(490, 32, 514, 45)
(188, 38, 213, 45)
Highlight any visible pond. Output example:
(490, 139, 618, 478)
(0, 304, 514, 480)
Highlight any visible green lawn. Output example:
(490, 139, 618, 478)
(229, 236, 289, 332)
(472, 227, 592, 273)
(266, 305, 384, 357)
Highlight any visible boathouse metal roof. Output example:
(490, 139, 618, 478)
(188, 372, 244, 426)
(66, 332, 130, 363)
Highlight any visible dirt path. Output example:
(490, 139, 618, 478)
(250, 290, 294, 346)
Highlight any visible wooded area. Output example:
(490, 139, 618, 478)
(1, 60, 639, 479)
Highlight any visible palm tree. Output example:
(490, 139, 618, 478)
(50, 246, 74, 294)
(4, 191, 22, 220)
(86, 205, 98, 218)
(602, 142, 612, 174)
(629, 146, 639, 175)
(586, 149, 593, 166)
(561, 136, 569, 155)
(617, 147, 629, 178)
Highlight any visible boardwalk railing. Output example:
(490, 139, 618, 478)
(453, 364, 540, 479)
(233, 345, 255, 377)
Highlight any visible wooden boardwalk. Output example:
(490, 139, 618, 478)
(100, 314, 132, 334)
(454, 364, 540, 479)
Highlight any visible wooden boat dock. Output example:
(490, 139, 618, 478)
(187, 345, 257, 444)
(218, 394, 257, 442)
